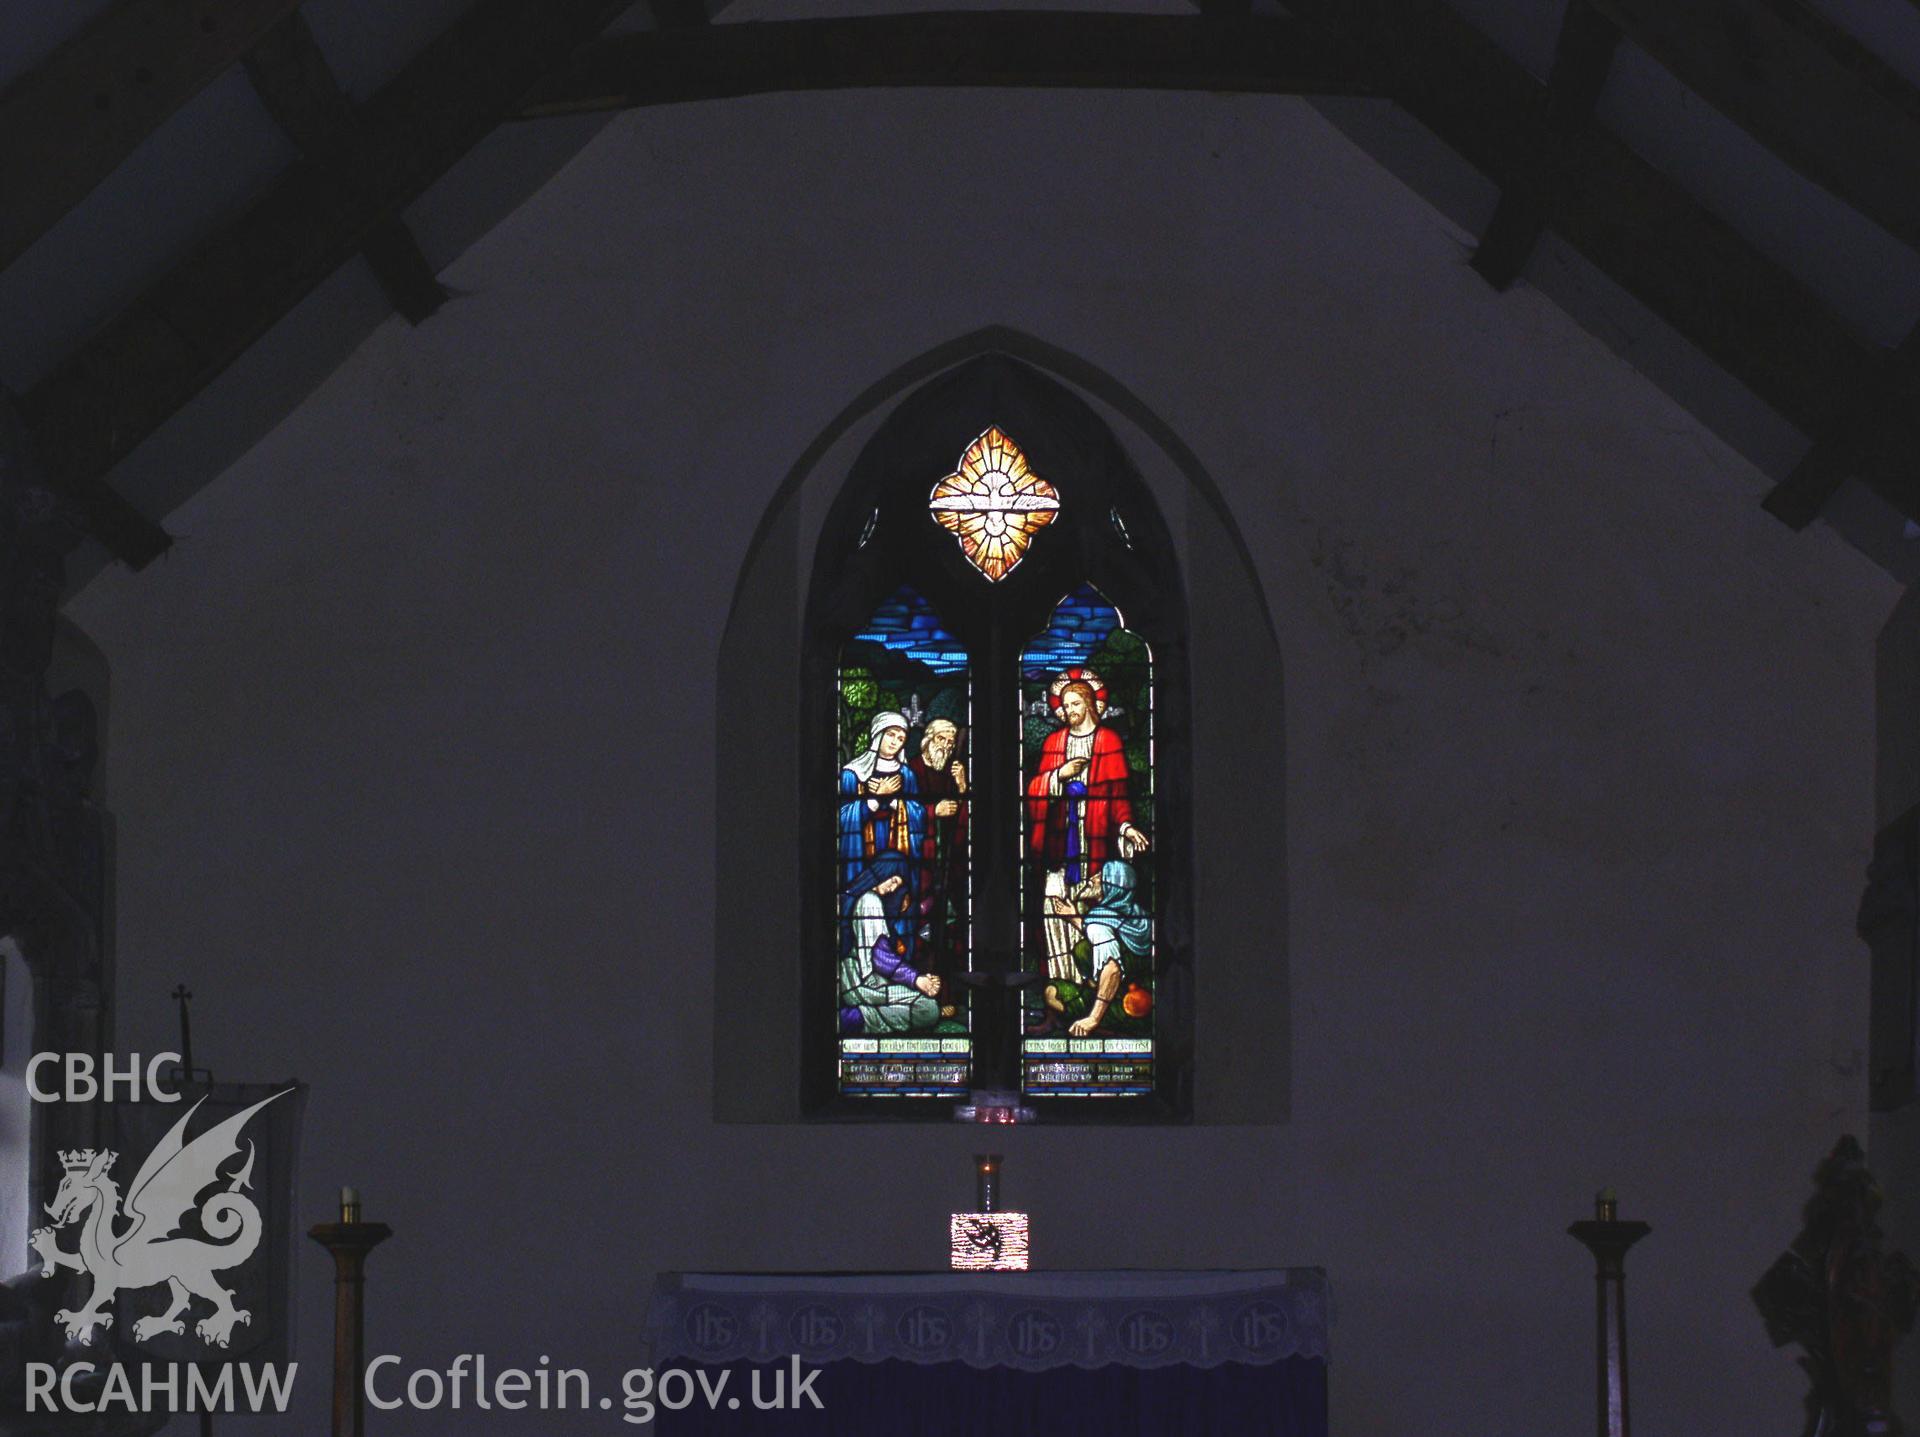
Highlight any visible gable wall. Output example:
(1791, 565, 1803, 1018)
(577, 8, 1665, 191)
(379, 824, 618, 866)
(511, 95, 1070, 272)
(65, 89, 1896, 1433)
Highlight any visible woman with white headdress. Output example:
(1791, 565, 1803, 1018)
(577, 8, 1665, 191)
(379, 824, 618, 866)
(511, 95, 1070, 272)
(837, 853, 941, 1034)
(837, 709, 926, 887)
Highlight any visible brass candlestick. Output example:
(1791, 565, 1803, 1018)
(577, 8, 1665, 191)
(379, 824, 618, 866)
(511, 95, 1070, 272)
(309, 1191, 391, 1437)
(1569, 1188, 1651, 1437)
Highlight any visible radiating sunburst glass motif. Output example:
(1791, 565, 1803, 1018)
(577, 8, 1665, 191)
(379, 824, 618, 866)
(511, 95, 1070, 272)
(1019, 584, 1155, 1098)
(835, 587, 974, 1096)
(928, 427, 1060, 581)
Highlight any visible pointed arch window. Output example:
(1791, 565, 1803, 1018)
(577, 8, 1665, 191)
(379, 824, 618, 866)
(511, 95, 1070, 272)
(806, 356, 1191, 1119)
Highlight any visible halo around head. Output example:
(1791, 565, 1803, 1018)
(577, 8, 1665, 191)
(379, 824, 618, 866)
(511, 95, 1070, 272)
(1048, 667, 1107, 716)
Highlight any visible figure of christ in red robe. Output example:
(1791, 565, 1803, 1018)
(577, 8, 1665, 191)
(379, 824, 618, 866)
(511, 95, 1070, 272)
(909, 718, 968, 970)
(1026, 679, 1150, 980)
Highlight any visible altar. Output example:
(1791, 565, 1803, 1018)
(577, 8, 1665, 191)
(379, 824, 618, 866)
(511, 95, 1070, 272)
(644, 1269, 1329, 1435)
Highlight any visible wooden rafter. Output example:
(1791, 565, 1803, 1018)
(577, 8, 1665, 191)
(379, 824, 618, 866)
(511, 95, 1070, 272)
(16, 8, 1373, 570)
(0, 0, 308, 275)
(1269, 0, 1920, 523)
(541, 0, 1920, 532)
(23, 0, 1920, 562)
(1575, 0, 1920, 527)
(243, 12, 446, 323)
(1471, 1, 1620, 290)
(1586, 0, 1920, 255)
(517, 13, 1380, 117)
(18, 0, 633, 569)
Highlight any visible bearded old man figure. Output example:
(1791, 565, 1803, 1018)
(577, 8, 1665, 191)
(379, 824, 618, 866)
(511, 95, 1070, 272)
(838, 710, 925, 887)
(1026, 672, 1149, 978)
(909, 718, 968, 962)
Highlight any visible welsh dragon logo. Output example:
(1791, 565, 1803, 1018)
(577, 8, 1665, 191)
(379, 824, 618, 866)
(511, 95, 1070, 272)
(30, 1089, 289, 1348)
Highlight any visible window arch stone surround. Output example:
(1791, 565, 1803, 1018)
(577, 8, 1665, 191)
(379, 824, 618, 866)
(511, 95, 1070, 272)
(716, 329, 1289, 1125)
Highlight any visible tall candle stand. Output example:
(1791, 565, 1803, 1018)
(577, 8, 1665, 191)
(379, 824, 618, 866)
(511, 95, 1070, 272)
(1568, 1188, 1651, 1437)
(309, 1188, 391, 1437)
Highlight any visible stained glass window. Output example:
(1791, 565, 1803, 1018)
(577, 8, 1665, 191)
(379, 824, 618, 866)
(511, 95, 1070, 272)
(834, 587, 974, 1096)
(807, 361, 1192, 1116)
(927, 427, 1060, 581)
(1019, 585, 1155, 1097)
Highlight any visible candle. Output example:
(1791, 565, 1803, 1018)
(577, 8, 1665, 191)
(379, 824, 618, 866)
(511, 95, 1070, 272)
(340, 1186, 362, 1223)
(1596, 1186, 1617, 1222)
(974, 1154, 1002, 1213)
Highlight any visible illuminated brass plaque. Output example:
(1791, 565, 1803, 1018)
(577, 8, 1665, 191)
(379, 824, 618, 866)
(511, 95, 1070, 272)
(949, 1211, 1031, 1271)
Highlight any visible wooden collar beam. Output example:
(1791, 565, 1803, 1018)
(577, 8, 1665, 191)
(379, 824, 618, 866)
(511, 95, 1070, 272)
(515, 14, 1382, 117)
